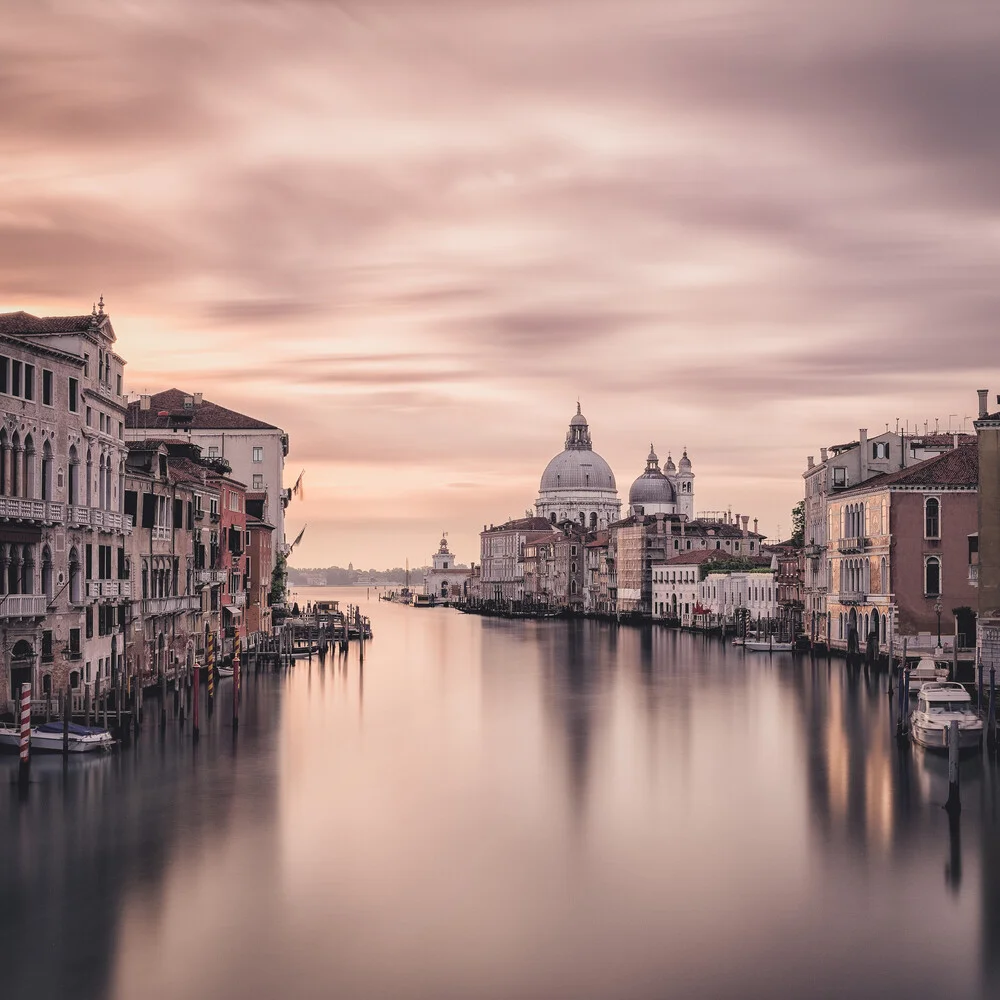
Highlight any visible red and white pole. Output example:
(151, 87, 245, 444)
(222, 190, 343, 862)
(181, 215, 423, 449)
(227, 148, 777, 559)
(18, 681, 31, 789)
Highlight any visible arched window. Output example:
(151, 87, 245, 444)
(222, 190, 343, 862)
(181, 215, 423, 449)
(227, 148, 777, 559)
(0, 427, 7, 495)
(10, 431, 20, 497)
(22, 434, 34, 498)
(41, 545, 53, 602)
(880, 556, 888, 595)
(20, 545, 33, 594)
(925, 497, 940, 539)
(86, 449, 93, 506)
(69, 547, 81, 604)
(925, 556, 941, 597)
(142, 560, 149, 600)
(7, 545, 20, 595)
(68, 445, 79, 505)
(550, 512, 556, 524)
(41, 440, 53, 501)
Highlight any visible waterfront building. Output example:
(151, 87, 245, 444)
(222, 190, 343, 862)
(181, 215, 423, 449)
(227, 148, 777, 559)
(0, 306, 132, 714)
(826, 441, 978, 653)
(651, 550, 725, 619)
(479, 517, 556, 603)
(123, 441, 202, 682)
(522, 522, 587, 611)
(767, 541, 805, 636)
(974, 389, 1000, 670)
(125, 389, 291, 550)
(535, 405, 621, 529)
(423, 534, 472, 601)
(699, 559, 779, 622)
(802, 426, 975, 647)
(583, 529, 611, 613)
(245, 490, 274, 636)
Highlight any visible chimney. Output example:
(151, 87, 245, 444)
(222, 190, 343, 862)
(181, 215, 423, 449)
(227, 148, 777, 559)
(978, 389, 989, 418)
(859, 428, 868, 481)
(807, 455, 814, 469)
(140, 394, 151, 411)
(753, 517, 758, 535)
(953, 433, 960, 450)
(820, 447, 828, 463)
(194, 392, 203, 405)
(741, 515, 749, 537)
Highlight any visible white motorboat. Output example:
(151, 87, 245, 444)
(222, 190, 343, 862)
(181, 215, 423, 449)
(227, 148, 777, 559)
(216, 663, 234, 678)
(744, 640, 794, 652)
(30, 721, 115, 753)
(905, 657, 950, 694)
(909, 682, 982, 752)
(0, 722, 24, 751)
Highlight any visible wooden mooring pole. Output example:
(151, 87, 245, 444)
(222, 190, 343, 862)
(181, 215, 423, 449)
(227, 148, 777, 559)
(18, 682, 31, 793)
(192, 664, 201, 743)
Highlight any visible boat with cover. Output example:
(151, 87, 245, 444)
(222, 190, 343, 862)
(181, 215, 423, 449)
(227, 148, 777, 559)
(905, 657, 950, 694)
(0, 722, 24, 751)
(910, 682, 982, 752)
(30, 721, 114, 753)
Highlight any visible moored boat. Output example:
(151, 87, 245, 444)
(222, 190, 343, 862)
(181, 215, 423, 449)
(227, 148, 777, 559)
(744, 639, 794, 652)
(31, 721, 115, 753)
(910, 682, 982, 752)
(413, 594, 434, 608)
(0, 722, 23, 751)
(905, 657, 950, 694)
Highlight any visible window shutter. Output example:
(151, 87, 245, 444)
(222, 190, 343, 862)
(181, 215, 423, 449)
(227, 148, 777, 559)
(174, 498, 183, 528)
(141, 493, 155, 528)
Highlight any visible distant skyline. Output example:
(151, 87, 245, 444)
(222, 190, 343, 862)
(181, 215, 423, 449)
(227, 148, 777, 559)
(3, 0, 999, 566)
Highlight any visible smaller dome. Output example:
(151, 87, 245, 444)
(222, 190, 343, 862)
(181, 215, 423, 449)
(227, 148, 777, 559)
(628, 446, 676, 507)
(664, 452, 676, 473)
(647, 443, 658, 463)
(570, 402, 588, 427)
(678, 448, 692, 472)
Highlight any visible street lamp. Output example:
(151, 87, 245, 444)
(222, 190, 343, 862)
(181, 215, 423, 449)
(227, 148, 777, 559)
(934, 599, 942, 649)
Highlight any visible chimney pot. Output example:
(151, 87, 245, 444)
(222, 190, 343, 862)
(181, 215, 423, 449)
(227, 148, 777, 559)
(807, 455, 814, 469)
(978, 389, 989, 417)
(820, 447, 828, 463)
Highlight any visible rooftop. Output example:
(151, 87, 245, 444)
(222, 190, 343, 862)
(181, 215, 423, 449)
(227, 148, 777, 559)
(837, 441, 978, 495)
(126, 388, 278, 431)
(0, 310, 99, 335)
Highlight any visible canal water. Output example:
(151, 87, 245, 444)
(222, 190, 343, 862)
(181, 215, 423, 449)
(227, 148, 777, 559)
(3, 587, 1000, 1000)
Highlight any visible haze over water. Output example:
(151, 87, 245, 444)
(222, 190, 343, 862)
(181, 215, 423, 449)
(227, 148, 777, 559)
(3, 588, 999, 1000)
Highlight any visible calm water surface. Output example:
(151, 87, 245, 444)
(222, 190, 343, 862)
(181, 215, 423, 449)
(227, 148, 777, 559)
(4, 587, 1000, 1000)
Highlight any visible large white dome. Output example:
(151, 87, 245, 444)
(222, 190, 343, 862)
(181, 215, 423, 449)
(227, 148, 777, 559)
(540, 449, 616, 492)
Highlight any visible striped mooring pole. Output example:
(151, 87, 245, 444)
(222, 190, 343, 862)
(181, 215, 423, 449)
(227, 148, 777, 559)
(18, 682, 31, 791)
(207, 630, 215, 706)
(192, 663, 201, 743)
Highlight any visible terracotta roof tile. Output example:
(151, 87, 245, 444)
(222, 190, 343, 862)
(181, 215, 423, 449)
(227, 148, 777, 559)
(0, 310, 97, 335)
(839, 441, 978, 494)
(126, 388, 278, 431)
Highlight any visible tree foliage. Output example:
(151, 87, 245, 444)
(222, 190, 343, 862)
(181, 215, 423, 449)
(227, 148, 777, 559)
(791, 501, 805, 548)
(270, 550, 288, 606)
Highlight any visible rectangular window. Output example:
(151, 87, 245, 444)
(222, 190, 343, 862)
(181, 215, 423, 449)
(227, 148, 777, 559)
(42, 369, 53, 405)
(12, 359, 21, 397)
(85, 606, 93, 639)
(69, 377, 79, 412)
(83, 354, 90, 377)
(832, 467, 846, 487)
(0, 356, 7, 393)
(252, 447, 263, 463)
(208, 446, 219, 458)
(116, 372, 122, 395)
(23, 364, 34, 400)
(69, 628, 81, 658)
(86, 406, 92, 427)
(42, 630, 53, 662)
(252, 474, 263, 489)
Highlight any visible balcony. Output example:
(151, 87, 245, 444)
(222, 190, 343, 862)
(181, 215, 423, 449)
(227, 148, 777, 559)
(0, 594, 47, 618)
(209, 510, 221, 522)
(804, 542, 825, 559)
(969, 564, 979, 585)
(194, 508, 205, 521)
(141, 595, 201, 616)
(152, 525, 171, 541)
(837, 538, 867, 554)
(67, 506, 133, 533)
(838, 591, 868, 605)
(0, 497, 64, 525)
(86, 580, 133, 599)
(229, 592, 246, 607)
(196, 569, 226, 586)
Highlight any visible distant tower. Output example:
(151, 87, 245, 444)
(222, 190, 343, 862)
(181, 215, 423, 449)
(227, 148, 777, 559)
(432, 533, 453, 571)
(675, 448, 695, 520)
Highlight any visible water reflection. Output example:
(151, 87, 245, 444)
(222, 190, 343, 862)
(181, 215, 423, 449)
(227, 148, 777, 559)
(2, 590, 1000, 999)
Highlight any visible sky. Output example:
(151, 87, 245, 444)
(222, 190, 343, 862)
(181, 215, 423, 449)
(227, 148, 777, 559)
(3, 0, 999, 568)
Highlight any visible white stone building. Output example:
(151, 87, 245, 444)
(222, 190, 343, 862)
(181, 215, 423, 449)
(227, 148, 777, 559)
(535, 405, 621, 529)
(699, 560, 779, 620)
(126, 389, 291, 550)
(423, 534, 471, 600)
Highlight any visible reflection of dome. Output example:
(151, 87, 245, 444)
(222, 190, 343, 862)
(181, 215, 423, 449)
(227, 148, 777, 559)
(538, 404, 616, 492)
(628, 444, 676, 507)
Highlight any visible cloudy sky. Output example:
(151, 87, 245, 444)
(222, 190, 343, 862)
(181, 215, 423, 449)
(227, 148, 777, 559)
(3, 0, 998, 568)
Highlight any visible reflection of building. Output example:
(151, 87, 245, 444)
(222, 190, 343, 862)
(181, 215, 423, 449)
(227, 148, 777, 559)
(827, 442, 978, 652)
(423, 534, 472, 601)
(0, 305, 131, 714)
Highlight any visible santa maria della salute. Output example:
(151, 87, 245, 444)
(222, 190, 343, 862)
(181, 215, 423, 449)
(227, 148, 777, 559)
(534, 404, 695, 527)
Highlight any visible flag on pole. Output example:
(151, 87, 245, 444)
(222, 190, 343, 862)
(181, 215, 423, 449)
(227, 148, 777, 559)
(291, 469, 305, 500)
(289, 524, 307, 551)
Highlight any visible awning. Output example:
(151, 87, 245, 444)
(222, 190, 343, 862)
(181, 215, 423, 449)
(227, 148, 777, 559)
(223, 605, 243, 617)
